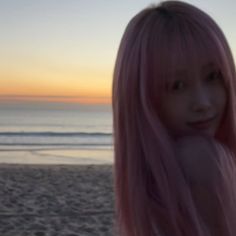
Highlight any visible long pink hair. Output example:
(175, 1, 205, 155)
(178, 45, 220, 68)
(112, 1, 236, 236)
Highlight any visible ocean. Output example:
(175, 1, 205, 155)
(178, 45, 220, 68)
(0, 102, 113, 165)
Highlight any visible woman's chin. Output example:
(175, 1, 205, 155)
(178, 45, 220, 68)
(171, 127, 216, 140)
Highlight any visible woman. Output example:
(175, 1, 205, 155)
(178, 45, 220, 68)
(112, 1, 236, 235)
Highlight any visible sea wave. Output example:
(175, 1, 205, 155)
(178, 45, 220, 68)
(0, 131, 112, 137)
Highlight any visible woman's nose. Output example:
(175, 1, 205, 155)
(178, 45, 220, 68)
(191, 87, 212, 113)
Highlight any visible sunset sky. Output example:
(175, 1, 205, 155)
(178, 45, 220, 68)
(1, 0, 236, 105)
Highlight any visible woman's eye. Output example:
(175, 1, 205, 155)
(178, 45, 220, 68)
(171, 80, 185, 91)
(206, 70, 222, 82)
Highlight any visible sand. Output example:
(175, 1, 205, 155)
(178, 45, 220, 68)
(0, 164, 115, 236)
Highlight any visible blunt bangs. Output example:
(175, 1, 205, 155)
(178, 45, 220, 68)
(141, 8, 231, 112)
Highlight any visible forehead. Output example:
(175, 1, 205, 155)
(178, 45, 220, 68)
(162, 27, 221, 81)
(147, 20, 225, 98)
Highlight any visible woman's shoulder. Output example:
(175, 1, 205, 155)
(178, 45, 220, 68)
(174, 135, 230, 185)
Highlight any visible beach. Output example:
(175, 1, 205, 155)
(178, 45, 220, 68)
(0, 164, 115, 236)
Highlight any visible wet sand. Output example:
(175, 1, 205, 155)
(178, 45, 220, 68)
(0, 164, 115, 236)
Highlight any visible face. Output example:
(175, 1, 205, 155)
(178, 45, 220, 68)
(159, 63, 227, 138)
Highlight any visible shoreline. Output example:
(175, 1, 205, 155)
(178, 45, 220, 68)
(0, 164, 115, 236)
(0, 148, 113, 165)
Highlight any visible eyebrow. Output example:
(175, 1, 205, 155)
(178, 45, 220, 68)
(165, 62, 219, 86)
(201, 62, 217, 72)
(170, 70, 188, 80)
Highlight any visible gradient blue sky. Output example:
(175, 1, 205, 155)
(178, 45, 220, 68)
(0, 0, 235, 104)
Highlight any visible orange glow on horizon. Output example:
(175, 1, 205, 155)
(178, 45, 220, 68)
(0, 65, 112, 104)
(0, 95, 111, 105)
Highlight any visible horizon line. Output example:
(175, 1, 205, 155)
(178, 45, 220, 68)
(0, 95, 111, 105)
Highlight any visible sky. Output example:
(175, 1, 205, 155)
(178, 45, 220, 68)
(0, 0, 235, 105)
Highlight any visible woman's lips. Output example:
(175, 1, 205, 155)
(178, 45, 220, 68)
(187, 117, 216, 130)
